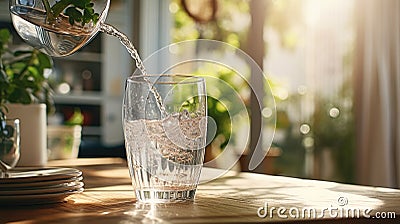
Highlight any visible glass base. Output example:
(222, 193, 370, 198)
(135, 189, 197, 203)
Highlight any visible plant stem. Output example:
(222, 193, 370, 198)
(42, 0, 73, 23)
(42, 0, 55, 23)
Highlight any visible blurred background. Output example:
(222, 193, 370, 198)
(1, 0, 399, 188)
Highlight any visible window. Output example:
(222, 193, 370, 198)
(141, 0, 356, 183)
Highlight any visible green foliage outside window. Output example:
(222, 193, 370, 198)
(171, 0, 355, 183)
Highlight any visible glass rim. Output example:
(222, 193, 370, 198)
(3, 118, 20, 124)
(127, 74, 204, 85)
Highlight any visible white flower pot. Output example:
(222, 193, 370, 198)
(6, 104, 47, 166)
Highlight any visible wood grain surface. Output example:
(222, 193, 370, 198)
(0, 158, 399, 223)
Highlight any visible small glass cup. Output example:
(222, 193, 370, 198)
(0, 118, 20, 178)
(123, 74, 207, 203)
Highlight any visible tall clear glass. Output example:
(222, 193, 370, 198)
(123, 74, 207, 203)
(9, 0, 110, 57)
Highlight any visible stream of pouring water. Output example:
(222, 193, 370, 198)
(100, 23, 167, 117)
(100, 23, 147, 76)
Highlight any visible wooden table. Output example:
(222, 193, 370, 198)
(0, 158, 399, 223)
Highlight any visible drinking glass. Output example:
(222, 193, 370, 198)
(123, 74, 207, 203)
(0, 119, 20, 178)
(9, 0, 110, 57)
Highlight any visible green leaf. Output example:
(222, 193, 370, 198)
(85, 7, 94, 14)
(65, 108, 84, 125)
(37, 52, 52, 69)
(21, 75, 39, 87)
(10, 61, 26, 69)
(13, 50, 32, 56)
(65, 7, 83, 25)
(0, 29, 10, 42)
(71, 0, 89, 9)
(92, 13, 99, 24)
(8, 87, 32, 104)
(83, 9, 92, 24)
(27, 66, 40, 79)
(0, 29, 10, 51)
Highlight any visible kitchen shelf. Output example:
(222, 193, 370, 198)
(62, 52, 103, 63)
(82, 126, 102, 136)
(53, 92, 103, 105)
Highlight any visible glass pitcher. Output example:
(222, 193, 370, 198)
(9, 0, 110, 57)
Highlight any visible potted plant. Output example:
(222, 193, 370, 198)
(0, 28, 53, 166)
(3, 0, 99, 165)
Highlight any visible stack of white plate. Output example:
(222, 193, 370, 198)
(0, 167, 84, 205)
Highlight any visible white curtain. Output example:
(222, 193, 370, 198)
(354, 0, 400, 188)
